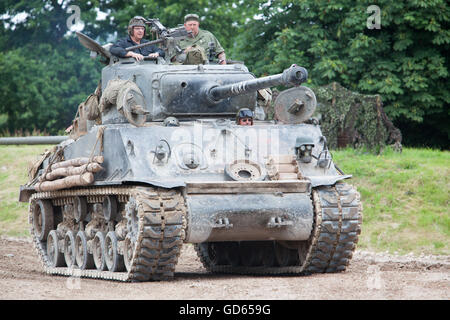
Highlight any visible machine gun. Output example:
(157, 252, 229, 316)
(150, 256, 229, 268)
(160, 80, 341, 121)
(125, 18, 191, 57)
(206, 41, 243, 65)
(208, 41, 216, 63)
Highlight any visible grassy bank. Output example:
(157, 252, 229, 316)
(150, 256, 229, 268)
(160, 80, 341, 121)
(0, 145, 448, 255)
(0, 145, 53, 237)
(333, 147, 449, 255)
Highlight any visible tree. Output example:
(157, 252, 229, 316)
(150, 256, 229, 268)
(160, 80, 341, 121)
(0, 0, 102, 45)
(0, 42, 100, 134)
(233, 0, 449, 148)
(0, 0, 102, 134)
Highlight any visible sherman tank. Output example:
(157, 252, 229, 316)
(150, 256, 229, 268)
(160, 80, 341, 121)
(19, 19, 362, 281)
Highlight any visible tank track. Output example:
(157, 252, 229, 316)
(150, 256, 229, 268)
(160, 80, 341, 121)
(29, 186, 186, 281)
(194, 182, 362, 275)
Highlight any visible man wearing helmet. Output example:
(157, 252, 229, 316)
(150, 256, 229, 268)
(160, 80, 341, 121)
(110, 16, 165, 61)
(236, 108, 254, 126)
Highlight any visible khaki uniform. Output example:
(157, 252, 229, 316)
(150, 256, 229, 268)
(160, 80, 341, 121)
(179, 29, 224, 54)
(177, 29, 224, 64)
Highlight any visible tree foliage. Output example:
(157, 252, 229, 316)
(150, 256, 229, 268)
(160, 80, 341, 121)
(0, 42, 100, 133)
(233, 0, 449, 148)
(0, 0, 101, 134)
(0, 0, 448, 147)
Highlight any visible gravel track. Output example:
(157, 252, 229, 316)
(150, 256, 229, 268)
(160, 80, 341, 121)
(0, 237, 448, 300)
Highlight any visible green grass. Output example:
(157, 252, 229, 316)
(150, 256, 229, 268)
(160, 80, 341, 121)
(333, 147, 449, 255)
(0, 145, 448, 255)
(0, 145, 54, 237)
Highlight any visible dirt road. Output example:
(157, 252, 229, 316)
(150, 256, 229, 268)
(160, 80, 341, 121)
(0, 237, 448, 300)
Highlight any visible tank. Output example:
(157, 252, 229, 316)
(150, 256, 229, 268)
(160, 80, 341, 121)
(19, 22, 362, 281)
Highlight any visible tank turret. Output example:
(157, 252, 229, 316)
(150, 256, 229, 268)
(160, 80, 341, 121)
(97, 62, 308, 125)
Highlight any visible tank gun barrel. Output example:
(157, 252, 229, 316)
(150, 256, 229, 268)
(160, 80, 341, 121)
(208, 65, 308, 102)
(0, 136, 67, 145)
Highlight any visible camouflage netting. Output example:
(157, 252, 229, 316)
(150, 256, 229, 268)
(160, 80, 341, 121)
(313, 82, 402, 152)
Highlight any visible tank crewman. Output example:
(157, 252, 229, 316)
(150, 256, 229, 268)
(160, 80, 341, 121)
(110, 16, 165, 61)
(236, 108, 254, 126)
(177, 14, 226, 65)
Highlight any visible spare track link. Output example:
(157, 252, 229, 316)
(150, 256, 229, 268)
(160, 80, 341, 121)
(194, 182, 362, 275)
(29, 186, 186, 282)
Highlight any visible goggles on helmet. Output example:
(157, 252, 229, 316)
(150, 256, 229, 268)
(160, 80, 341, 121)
(238, 109, 254, 118)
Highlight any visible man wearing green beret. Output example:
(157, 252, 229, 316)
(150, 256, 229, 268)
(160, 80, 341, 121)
(177, 13, 226, 65)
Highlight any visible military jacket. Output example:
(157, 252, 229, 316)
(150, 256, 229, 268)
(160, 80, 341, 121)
(179, 29, 224, 56)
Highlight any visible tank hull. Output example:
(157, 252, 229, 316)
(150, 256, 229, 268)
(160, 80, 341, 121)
(20, 120, 362, 281)
(29, 121, 349, 187)
(185, 187, 313, 243)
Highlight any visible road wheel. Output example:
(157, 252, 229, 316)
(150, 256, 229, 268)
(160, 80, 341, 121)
(64, 231, 76, 268)
(105, 231, 125, 272)
(240, 242, 262, 267)
(123, 236, 135, 272)
(207, 242, 228, 266)
(47, 230, 65, 267)
(32, 199, 54, 241)
(225, 242, 240, 267)
(73, 196, 87, 223)
(261, 241, 276, 267)
(93, 232, 107, 271)
(75, 231, 94, 270)
(103, 195, 118, 222)
(274, 242, 297, 267)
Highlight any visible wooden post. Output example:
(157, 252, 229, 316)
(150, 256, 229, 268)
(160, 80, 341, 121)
(35, 172, 94, 192)
(50, 156, 104, 170)
(40, 163, 103, 181)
